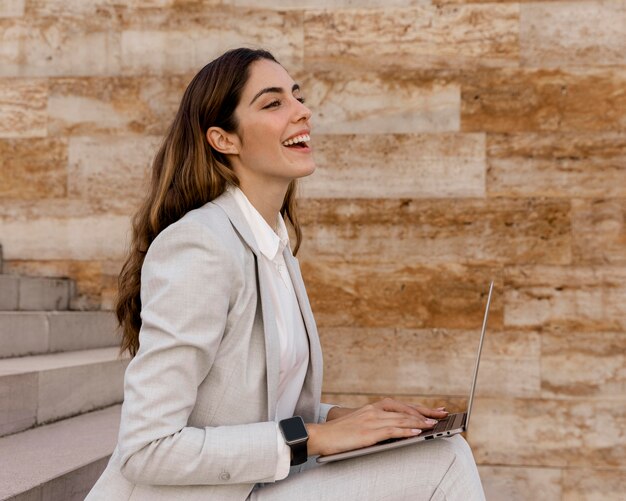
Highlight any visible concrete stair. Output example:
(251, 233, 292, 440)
(0, 248, 126, 500)
(0, 275, 73, 312)
(0, 405, 121, 501)
(0, 311, 119, 358)
(0, 347, 129, 437)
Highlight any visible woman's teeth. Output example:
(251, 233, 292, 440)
(282, 134, 310, 146)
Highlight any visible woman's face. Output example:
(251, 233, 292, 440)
(227, 59, 315, 187)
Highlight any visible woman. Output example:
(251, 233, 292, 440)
(87, 47, 485, 500)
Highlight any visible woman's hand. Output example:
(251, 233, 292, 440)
(308, 398, 449, 457)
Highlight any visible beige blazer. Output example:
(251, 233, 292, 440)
(87, 189, 332, 501)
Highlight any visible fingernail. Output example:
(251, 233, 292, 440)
(436, 407, 446, 411)
(426, 419, 437, 425)
(411, 429, 422, 434)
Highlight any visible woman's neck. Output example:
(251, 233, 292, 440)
(237, 180, 287, 232)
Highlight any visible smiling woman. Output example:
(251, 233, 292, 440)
(85, 47, 485, 501)
(205, 58, 315, 224)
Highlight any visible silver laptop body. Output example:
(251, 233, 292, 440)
(317, 281, 494, 464)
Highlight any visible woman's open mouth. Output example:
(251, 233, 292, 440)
(282, 134, 311, 152)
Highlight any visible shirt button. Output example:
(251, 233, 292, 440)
(219, 472, 231, 481)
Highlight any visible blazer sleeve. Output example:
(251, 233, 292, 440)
(318, 403, 339, 423)
(117, 219, 279, 486)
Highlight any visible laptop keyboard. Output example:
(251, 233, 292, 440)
(433, 415, 455, 433)
(376, 413, 466, 445)
(432, 412, 465, 433)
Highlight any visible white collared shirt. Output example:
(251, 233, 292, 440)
(227, 186, 309, 480)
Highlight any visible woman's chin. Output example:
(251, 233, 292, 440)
(295, 163, 316, 179)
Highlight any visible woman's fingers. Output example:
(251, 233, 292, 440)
(378, 426, 423, 441)
(311, 401, 441, 456)
(378, 410, 438, 429)
(411, 404, 449, 419)
(372, 397, 448, 424)
(373, 397, 427, 418)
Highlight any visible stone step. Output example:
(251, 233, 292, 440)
(0, 274, 74, 311)
(0, 311, 119, 359)
(0, 347, 129, 438)
(0, 404, 120, 501)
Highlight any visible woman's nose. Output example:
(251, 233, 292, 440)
(294, 100, 312, 122)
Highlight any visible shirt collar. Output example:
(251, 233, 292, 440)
(226, 185, 290, 261)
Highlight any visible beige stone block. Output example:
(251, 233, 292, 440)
(462, 67, 626, 132)
(100, 287, 118, 311)
(0, 194, 138, 220)
(1, 259, 112, 311)
(301, 133, 485, 198)
(468, 398, 626, 468)
(0, 138, 67, 198)
(297, 198, 571, 265)
(0, 0, 24, 18)
(572, 199, 626, 265)
(2, 260, 103, 288)
(26, 0, 127, 20)
(478, 465, 562, 501)
(26, 0, 219, 17)
(321, 327, 540, 398)
(301, 261, 503, 329)
(48, 76, 188, 136)
(487, 132, 626, 197)
(430, 0, 576, 2)
(0, 79, 47, 137)
(120, 30, 195, 75)
(304, 5, 519, 71)
(300, 71, 460, 133)
(470, 397, 626, 468)
(563, 468, 626, 501)
(67, 136, 158, 203)
(0, 215, 131, 260)
(119, 7, 303, 75)
(520, 1, 626, 67)
(129, 0, 221, 6)
(19, 276, 70, 311)
(0, 18, 120, 77)
(229, 0, 429, 7)
(504, 266, 626, 331)
(541, 329, 626, 400)
(320, 393, 468, 415)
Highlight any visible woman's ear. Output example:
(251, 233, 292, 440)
(206, 127, 239, 155)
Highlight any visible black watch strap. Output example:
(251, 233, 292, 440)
(279, 416, 309, 466)
(290, 438, 308, 466)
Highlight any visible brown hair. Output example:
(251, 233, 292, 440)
(116, 48, 303, 357)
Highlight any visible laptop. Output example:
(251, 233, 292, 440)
(317, 280, 494, 464)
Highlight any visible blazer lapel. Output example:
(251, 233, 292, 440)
(283, 249, 323, 423)
(211, 189, 258, 255)
(212, 189, 280, 421)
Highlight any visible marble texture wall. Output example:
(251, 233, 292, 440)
(0, 1, 625, 499)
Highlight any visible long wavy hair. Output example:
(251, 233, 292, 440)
(116, 48, 303, 357)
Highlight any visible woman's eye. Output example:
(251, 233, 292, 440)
(264, 100, 281, 108)
(264, 97, 306, 109)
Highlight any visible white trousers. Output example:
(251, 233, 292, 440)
(249, 435, 485, 501)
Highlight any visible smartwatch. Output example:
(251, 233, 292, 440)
(278, 416, 309, 466)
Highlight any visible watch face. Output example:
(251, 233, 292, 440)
(281, 417, 308, 441)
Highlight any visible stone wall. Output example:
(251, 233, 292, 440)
(1, 1, 625, 499)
